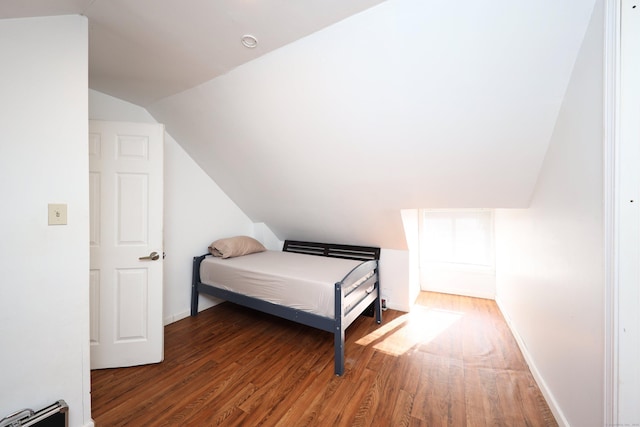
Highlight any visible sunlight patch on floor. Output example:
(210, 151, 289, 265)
(356, 306, 463, 356)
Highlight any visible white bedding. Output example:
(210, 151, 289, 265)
(199, 250, 364, 318)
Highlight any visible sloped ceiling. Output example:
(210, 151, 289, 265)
(148, 0, 597, 249)
(1, 0, 597, 249)
(0, 0, 386, 105)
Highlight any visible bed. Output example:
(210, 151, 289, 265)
(190, 239, 382, 376)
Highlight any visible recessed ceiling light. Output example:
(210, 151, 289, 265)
(241, 35, 258, 49)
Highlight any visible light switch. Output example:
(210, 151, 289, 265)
(48, 204, 67, 225)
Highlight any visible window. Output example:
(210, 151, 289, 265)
(419, 209, 494, 268)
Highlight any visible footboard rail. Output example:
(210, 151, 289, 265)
(333, 259, 381, 376)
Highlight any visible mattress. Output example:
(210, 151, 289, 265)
(199, 250, 364, 318)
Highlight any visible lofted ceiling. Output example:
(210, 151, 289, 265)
(147, 0, 599, 248)
(1, 0, 599, 249)
(0, 0, 386, 106)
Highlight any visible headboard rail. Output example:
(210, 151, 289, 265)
(283, 240, 380, 261)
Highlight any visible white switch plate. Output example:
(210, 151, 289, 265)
(48, 203, 67, 225)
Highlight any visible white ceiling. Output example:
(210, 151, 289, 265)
(1, 0, 599, 249)
(0, 0, 386, 106)
(147, 0, 599, 248)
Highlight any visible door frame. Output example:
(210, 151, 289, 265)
(604, 0, 640, 424)
(603, 1, 619, 424)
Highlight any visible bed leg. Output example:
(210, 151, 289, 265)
(191, 286, 198, 316)
(375, 296, 382, 325)
(334, 326, 345, 376)
(191, 255, 201, 316)
(374, 263, 382, 324)
(375, 280, 382, 324)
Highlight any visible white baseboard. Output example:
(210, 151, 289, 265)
(163, 296, 225, 326)
(495, 297, 570, 427)
(423, 285, 495, 300)
(163, 310, 190, 326)
(387, 299, 411, 312)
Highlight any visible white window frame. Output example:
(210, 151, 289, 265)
(419, 209, 495, 270)
(418, 209, 496, 299)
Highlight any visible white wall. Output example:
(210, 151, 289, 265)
(422, 265, 495, 300)
(378, 249, 410, 312)
(0, 15, 92, 427)
(253, 222, 284, 250)
(401, 209, 421, 306)
(89, 90, 255, 322)
(494, 2, 604, 426)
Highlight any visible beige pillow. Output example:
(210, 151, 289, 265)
(208, 236, 266, 259)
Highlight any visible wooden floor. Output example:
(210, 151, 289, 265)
(91, 292, 557, 426)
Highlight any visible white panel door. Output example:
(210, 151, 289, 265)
(89, 120, 164, 369)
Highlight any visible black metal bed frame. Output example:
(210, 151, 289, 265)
(190, 240, 382, 376)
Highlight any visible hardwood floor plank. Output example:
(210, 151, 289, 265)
(274, 374, 343, 426)
(320, 368, 378, 426)
(92, 292, 557, 426)
(390, 389, 415, 427)
(239, 350, 325, 424)
(366, 365, 404, 424)
(412, 353, 466, 426)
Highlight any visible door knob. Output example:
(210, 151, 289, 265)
(139, 251, 160, 261)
